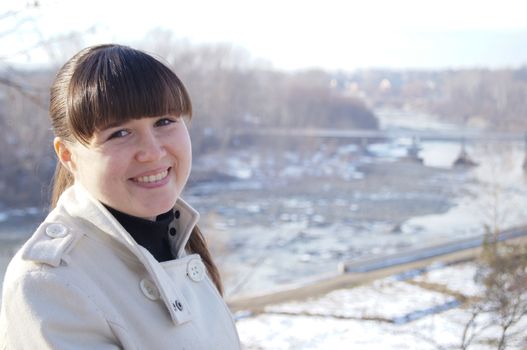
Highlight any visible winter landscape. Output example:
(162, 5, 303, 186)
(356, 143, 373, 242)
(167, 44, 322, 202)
(1, 107, 526, 348)
(216, 111, 527, 349)
(236, 260, 527, 349)
(2, 2, 527, 348)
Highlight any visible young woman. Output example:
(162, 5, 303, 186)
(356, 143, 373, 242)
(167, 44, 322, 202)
(0, 44, 241, 349)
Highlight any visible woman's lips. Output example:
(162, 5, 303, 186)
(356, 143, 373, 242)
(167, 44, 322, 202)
(130, 167, 171, 184)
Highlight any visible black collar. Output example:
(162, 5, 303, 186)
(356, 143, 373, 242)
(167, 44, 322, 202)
(104, 205, 175, 262)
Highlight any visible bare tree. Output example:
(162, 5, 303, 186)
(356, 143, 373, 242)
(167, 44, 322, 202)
(0, 1, 88, 208)
(460, 227, 527, 350)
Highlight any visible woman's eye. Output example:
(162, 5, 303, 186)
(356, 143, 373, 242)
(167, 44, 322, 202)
(154, 118, 177, 127)
(108, 129, 130, 140)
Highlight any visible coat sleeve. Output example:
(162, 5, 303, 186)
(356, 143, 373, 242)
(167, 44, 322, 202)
(0, 268, 124, 350)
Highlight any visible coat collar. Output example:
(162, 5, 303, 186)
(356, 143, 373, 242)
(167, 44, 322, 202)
(60, 183, 199, 259)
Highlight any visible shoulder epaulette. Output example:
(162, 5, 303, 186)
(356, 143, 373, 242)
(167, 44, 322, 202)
(21, 218, 83, 267)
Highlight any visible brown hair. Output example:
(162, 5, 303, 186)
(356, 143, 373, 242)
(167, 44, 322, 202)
(49, 44, 223, 294)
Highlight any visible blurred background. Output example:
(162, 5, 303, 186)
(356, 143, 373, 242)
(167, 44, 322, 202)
(2, 0, 527, 348)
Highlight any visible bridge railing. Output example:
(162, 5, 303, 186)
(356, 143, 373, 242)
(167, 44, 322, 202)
(229, 127, 525, 142)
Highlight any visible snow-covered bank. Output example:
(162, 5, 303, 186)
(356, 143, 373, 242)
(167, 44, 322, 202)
(237, 261, 527, 349)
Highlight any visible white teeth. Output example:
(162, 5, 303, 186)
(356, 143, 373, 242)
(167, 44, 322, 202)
(135, 170, 168, 183)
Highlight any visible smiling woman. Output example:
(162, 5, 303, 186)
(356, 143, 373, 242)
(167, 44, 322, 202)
(0, 44, 241, 349)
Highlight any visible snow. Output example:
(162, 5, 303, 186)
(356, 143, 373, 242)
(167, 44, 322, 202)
(412, 263, 483, 297)
(237, 261, 527, 349)
(264, 279, 451, 321)
(367, 142, 409, 159)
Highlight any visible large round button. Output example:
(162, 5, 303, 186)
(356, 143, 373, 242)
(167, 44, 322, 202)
(45, 223, 68, 238)
(140, 279, 160, 301)
(187, 258, 205, 282)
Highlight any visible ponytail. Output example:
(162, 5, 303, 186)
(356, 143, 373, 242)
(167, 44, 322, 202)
(188, 226, 224, 295)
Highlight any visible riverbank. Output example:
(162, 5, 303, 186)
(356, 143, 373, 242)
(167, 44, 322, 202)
(235, 244, 527, 349)
(227, 229, 527, 312)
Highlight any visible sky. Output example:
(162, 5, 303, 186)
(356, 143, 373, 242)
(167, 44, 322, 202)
(2, 0, 527, 71)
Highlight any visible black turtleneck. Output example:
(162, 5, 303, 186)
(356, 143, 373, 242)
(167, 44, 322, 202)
(104, 205, 175, 262)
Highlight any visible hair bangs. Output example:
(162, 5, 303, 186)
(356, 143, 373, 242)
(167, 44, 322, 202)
(66, 46, 192, 144)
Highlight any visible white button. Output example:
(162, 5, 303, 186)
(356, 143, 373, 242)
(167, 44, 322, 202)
(187, 258, 205, 282)
(140, 279, 160, 301)
(45, 223, 68, 238)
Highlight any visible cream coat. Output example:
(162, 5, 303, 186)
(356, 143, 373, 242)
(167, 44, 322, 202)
(0, 184, 241, 349)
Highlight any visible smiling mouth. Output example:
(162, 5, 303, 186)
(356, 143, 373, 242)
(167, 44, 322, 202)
(132, 168, 170, 184)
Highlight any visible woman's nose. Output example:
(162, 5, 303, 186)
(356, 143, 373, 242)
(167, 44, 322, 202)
(135, 133, 166, 162)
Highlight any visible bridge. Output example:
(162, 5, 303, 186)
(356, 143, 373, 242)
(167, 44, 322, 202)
(227, 127, 527, 168)
(230, 127, 524, 142)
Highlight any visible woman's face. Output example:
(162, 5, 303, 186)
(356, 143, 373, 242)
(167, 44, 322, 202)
(62, 115, 192, 220)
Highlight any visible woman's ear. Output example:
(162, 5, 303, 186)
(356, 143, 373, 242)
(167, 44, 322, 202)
(53, 137, 75, 172)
